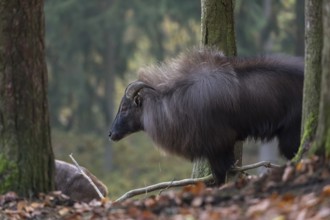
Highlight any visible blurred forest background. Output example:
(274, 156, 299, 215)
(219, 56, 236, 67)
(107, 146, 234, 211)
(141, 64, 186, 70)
(44, 0, 304, 198)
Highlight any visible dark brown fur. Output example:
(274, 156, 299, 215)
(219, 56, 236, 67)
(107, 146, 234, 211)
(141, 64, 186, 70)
(109, 48, 304, 184)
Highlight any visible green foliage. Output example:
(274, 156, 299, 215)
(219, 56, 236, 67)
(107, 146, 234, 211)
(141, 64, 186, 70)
(45, 0, 200, 132)
(235, 0, 299, 55)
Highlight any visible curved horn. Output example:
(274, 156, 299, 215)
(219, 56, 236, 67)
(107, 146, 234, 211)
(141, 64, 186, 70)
(125, 81, 154, 99)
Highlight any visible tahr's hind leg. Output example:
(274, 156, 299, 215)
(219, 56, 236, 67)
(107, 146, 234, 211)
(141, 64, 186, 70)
(277, 120, 301, 159)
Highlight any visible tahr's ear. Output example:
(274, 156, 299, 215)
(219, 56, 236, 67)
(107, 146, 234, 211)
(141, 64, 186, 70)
(133, 94, 142, 107)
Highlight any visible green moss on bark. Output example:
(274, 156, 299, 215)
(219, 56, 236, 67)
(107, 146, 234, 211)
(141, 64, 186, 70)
(293, 113, 317, 162)
(0, 154, 18, 192)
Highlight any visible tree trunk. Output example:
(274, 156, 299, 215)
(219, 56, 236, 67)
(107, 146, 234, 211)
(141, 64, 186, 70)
(294, 0, 322, 161)
(0, 0, 55, 196)
(312, 0, 330, 158)
(192, 0, 240, 182)
(201, 0, 237, 55)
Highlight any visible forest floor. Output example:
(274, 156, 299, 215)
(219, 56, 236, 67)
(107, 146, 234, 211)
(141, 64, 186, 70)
(1, 157, 330, 220)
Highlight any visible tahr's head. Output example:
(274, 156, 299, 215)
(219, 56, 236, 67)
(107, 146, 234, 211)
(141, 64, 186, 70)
(109, 81, 154, 141)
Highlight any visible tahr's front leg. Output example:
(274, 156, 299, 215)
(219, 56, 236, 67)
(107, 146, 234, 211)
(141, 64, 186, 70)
(207, 149, 235, 185)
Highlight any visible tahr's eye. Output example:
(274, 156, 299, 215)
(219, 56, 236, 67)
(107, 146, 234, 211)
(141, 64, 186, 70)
(134, 95, 142, 107)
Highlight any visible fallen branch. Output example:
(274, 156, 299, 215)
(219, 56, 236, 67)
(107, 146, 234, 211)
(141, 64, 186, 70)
(115, 175, 213, 203)
(231, 161, 281, 172)
(116, 161, 280, 202)
(69, 154, 105, 200)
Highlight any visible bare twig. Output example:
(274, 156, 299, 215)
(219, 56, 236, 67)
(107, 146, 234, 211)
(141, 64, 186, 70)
(231, 161, 281, 172)
(115, 160, 281, 203)
(69, 154, 105, 200)
(115, 175, 213, 203)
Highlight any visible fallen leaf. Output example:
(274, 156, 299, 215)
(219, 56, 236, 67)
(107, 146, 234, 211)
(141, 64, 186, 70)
(16, 201, 27, 212)
(314, 207, 330, 219)
(295, 208, 307, 220)
(127, 206, 141, 218)
(293, 174, 309, 184)
(30, 202, 44, 209)
(277, 193, 295, 209)
(141, 210, 157, 220)
(295, 162, 305, 172)
(89, 199, 102, 207)
(282, 166, 295, 182)
(58, 207, 70, 216)
(301, 193, 320, 208)
(321, 172, 330, 182)
(144, 197, 157, 208)
(210, 212, 223, 220)
(74, 202, 91, 212)
(246, 199, 270, 217)
(182, 182, 206, 196)
(101, 197, 111, 204)
(24, 204, 35, 213)
(191, 197, 203, 207)
(272, 215, 286, 220)
(179, 207, 192, 215)
(322, 185, 330, 197)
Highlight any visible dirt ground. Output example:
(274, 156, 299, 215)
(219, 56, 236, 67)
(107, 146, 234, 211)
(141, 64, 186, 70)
(1, 157, 330, 220)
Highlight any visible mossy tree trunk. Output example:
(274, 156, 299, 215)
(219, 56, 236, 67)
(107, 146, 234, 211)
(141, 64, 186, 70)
(192, 0, 240, 183)
(312, 0, 330, 158)
(294, 0, 322, 161)
(0, 0, 55, 196)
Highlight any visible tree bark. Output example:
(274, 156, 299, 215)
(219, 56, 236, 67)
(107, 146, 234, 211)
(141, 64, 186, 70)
(192, 0, 240, 182)
(294, 0, 322, 161)
(201, 0, 237, 55)
(312, 0, 330, 158)
(0, 0, 55, 196)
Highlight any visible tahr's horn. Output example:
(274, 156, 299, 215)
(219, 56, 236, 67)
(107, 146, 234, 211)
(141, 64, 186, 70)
(125, 81, 154, 99)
